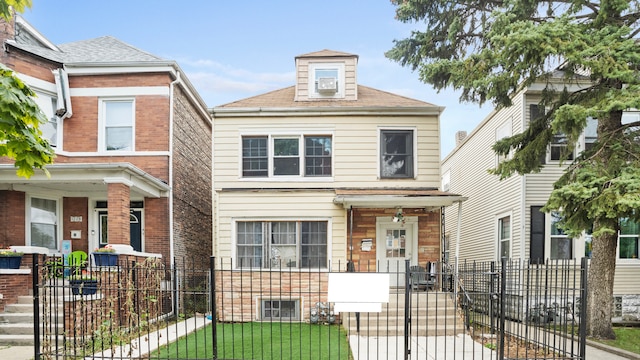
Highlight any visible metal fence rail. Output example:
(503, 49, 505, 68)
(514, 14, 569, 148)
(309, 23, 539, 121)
(33, 256, 587, 359)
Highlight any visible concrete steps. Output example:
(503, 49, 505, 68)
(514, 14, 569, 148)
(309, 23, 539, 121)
(0, 295, 63, 346)
(342, 291, 467, 336)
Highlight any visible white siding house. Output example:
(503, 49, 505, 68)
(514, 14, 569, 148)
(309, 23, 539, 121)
(442, 85, 640, 322)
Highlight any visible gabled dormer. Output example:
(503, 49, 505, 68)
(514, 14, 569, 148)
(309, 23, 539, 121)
(294, 49, 358, 101)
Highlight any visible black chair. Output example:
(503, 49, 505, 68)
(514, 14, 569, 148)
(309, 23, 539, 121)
(409, 265, 435, 291)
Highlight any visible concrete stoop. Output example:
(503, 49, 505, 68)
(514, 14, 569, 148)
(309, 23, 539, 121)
(342, 291, 467, 336)
(0, 295, 63, 346)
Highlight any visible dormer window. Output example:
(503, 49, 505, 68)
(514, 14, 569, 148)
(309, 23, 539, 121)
(309, 63, 344, 99)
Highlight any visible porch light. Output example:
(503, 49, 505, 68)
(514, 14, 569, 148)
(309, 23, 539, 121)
(392, 208, 405, 225)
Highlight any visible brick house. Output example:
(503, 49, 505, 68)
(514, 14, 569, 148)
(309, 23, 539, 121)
(0, 15, 212, 271)
(210, 50, 464, 322)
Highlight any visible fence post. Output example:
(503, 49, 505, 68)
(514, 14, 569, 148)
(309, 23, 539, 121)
(32, 253, 40, 360)
(579, 257, 588, 360)
(404, 259, 411, 360)
(499, 257, 506, 360)
(490, 261, 496, 334)
(210, 256, 218, 359)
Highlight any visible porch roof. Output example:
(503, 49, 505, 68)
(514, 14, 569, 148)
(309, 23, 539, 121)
(333, 189, 467, 209)
(0, 163, 170, 198)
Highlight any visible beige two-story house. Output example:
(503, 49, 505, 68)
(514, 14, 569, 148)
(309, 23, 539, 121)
(211, 50, 464, 321)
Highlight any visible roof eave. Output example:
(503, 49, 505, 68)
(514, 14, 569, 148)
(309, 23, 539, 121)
(211, 106, 444, 117)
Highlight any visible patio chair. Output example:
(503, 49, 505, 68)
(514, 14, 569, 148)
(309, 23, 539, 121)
(409, 265, 436, 291)
(67, 250, 88, 276)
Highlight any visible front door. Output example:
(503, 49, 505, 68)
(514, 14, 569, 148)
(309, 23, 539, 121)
(377, 218, 417, 287)
(97, 210, 143, 251)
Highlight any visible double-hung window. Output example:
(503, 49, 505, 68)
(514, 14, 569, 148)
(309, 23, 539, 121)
(550, 212, 572, 259)
(241, 135, 332, 178)
(236, 220, 328, 269)
(33, 91, 59, 147)
(30, 197, 58, 250)
(619, 218, 639, 259)
(380, 129, 414, 178)
(101, 99, 134, 151)
(498, 215, 511, 259)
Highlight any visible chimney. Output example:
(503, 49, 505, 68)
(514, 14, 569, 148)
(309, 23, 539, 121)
(0, 10, 16, 65)
(455, 131, 467, 146)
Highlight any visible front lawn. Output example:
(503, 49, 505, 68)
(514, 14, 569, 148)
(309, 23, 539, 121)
(153, 322, 352, 360)
(592, 327, 640, 355)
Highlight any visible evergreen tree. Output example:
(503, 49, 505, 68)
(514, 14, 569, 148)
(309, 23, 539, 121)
(387, 0, 640, 339)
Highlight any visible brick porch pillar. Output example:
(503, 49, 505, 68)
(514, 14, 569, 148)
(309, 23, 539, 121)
(105, 180, 131, 246)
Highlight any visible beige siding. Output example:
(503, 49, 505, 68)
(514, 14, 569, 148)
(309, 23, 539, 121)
(294, 56, 358, 101)
(215, 191, 346, 270)
(613, 263, 640, 294)
(443, 93, 525, 262)
(214, 114, 441, 189)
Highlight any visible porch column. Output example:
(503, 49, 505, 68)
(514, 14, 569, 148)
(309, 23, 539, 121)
(105, 179, 132, 246)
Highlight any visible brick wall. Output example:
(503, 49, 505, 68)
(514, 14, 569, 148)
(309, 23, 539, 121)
(144, 198, 170, 259)
(215, 271, 329, 322)
(171, 88, 212, 266)
(63, 197, 89, 253)
(0, 191, 26, 247)
(347, 208, 441, 271)
(0, 271, 31, 312)
(107, 183, 130, 246)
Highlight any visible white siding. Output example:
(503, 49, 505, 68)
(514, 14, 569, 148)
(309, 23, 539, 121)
(214, 114, 441, 189)
(443, 93, 525, 262)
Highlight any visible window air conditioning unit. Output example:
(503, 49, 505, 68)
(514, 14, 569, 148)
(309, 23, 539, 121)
(317, 77, 337, 93)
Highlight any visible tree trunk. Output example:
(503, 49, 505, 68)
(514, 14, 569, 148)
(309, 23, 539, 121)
(586, 229, 617, 339)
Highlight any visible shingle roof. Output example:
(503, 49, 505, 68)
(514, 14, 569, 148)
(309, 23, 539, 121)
(216, 85, 438, 109)
(10, 36, 165, 64)
(9, 17, 165, 65)
(296, 49, 358, 59)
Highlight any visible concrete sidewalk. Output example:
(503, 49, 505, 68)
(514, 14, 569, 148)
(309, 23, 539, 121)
(349, 334, 640, 360)
(2, 334, 637, 360)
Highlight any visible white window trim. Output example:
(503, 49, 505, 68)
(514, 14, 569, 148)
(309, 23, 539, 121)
(308, 62, 345, 99)
(496, 211, 512, 260)
(98, 98, 136, 153)
(441, 169, 451, 192)
(547, 212, 574, 259)
(377, 127, 418, 180)
(617, 230, 639, 262)
(26, 194, 62, 253)
(238, 131, 334, 181)
(231, 217, 333, 271)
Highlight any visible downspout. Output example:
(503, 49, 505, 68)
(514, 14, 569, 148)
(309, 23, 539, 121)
(168, 72, 180, 262)
(454, 200, 463, 307)
(520, 92, 527, 260)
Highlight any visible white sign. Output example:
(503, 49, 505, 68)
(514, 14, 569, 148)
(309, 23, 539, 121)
(328, 273, 389, 312)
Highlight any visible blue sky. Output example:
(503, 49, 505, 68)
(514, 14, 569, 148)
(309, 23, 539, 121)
(23, 1, 490, 157)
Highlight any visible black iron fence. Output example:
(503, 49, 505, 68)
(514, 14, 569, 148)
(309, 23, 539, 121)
(31, 255, 587, 359)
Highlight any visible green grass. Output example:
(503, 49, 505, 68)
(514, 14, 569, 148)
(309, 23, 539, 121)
(592, 327, 640, 355)
(152, 322, 353, 360)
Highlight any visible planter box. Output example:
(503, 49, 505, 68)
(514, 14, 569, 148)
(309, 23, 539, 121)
(0, 255, 23, 269)
(93, 253, 118, 266)
(69, 279, 98, 295)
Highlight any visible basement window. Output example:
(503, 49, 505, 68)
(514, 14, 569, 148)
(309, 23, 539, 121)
(261, 299, 300, 321)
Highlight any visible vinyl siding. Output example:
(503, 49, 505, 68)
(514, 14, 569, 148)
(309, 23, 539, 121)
(213, 114, 441, 189)
(442, 93, 525, 262)
(295, 56, 358, 101)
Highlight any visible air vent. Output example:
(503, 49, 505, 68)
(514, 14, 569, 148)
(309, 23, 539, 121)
(317, 77, 337, 93)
